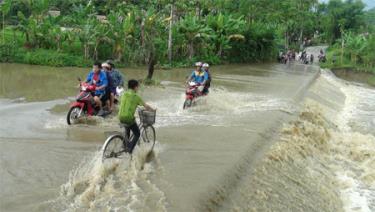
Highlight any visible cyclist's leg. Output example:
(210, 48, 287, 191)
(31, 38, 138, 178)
(124, 127, 131, 148)
(127, 123, 140, 153)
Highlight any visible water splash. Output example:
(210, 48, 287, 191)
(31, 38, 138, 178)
(48, 143, 167, 211)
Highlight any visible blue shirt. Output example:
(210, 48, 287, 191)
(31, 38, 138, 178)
(190, 70, 208, 84)
(105, 71, 114, 92)
(86, 70, 108, 95)
(109, 69, 124, 87)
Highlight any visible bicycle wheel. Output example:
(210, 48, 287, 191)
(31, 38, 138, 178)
(102, 134, 126, 161)
(141, 125, 156, 150)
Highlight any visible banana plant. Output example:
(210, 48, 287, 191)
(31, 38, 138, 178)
(176, 15, 212, 60)
(107, 10, 135, 62)
(342, 31, 367, 65)
(206, 13, 245, 57)
(1, 0, 11, 43)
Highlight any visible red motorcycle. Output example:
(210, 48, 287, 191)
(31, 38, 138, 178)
(67, 78, 100, 125)
(183, 81, 205, 109)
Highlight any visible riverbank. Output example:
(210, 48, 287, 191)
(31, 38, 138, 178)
(320, 33, 375, 79)
(331, 68, 375, 87)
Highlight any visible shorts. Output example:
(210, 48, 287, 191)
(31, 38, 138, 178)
(93, 93, 106, 102)
(110, 87, 117, 94)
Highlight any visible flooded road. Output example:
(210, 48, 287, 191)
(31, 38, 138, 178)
(1, 55, 374, 211)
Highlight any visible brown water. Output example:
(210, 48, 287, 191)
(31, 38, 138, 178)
(332, 68, 374, 87)
(1, 50, 374, 212)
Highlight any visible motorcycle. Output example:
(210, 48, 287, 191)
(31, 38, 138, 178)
(67, 78, 100, 125)
(183, 81, 205, 109)
(67, 78, 124, 125)
(318, 54, 326, 63)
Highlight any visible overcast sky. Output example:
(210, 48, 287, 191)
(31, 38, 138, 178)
(320, 0, 375, 10)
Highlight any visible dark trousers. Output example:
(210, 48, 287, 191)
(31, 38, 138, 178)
(125, 122, 140, 153)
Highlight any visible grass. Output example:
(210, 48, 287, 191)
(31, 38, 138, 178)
(0, 27, 93, 67)
(321, 46, 375, 74)
(368, 76, 375, 87)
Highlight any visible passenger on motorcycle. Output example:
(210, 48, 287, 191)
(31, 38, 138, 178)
(186, 62, 208, 92)
(106, 60, 125, 111)
(86, 62, 108, 116)
(118, 79, 155, 153)
(102, 62, 114, 112)
(202, 63, 211, 95)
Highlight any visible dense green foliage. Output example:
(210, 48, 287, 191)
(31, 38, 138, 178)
(322, 32, 375, 73)
(319, 1, 375, 74)
(0, 0, 374, 75)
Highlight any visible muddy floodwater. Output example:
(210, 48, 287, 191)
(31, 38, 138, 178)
(1, 50, 374, 211)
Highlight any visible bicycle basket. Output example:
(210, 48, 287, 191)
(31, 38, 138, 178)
(139, 109, 156, 125)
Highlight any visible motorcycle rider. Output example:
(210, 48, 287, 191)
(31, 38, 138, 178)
(186, 62, 208, 90)
(202, 63, 211, 95)
(118, 79, 155, 153)
(318, 49, 326, 62)
(86, 62, 108, 116)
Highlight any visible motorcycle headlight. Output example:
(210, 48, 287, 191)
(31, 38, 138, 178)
(81, 86, 87, 91)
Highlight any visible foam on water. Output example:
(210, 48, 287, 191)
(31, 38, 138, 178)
(47, 143, 167, 211)
(204, 69, 375, 211)
(146, 86, 297, 128)
(319, 70, 375, 211)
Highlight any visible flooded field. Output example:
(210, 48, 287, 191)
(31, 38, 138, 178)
(0, 56, 374, 211)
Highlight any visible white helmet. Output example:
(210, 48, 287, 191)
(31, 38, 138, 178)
(202, 63, 209, 68)
(195, 61, 202, 67)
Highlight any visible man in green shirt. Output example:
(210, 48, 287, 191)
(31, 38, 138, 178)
(118, 79, 155, 153)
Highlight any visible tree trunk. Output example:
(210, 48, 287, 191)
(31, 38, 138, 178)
(341, 38, 344, 64)
(2, 13, 5, 44)
(217, 44, 223, 57)
(84, 43, 88, 59)
(285, 31, 289, 50)
(147, 51, 156, 80)
(167, 4, 174, 64)
(140, 15, 146, 63)
(188, 41, 194, 60)
(195, 3, 200, 18)
(141, 19, 145, 48)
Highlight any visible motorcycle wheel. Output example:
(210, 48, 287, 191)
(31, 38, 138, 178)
(183, 99, 192, 109)
(67, 106, 81, 125)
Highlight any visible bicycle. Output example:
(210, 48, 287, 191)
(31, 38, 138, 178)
(101, 109, 156, 161)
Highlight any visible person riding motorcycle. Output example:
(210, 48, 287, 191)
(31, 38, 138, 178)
(186, 62, 208, 94)
(86, 62, 108, 116)
(318, 49, 326, 62)
(202, 63, 211, 95)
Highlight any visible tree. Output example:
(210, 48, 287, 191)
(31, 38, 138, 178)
(206, 13, 245, 58)
(1, 0, 11, 43)
(176, 15, 212, 60)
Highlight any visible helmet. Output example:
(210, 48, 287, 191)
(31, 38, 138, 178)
(102, 62, 110, 69)
(106, 60, 115, 68)
(202, 63, 209, 68)
(195, 62, 202, 67)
